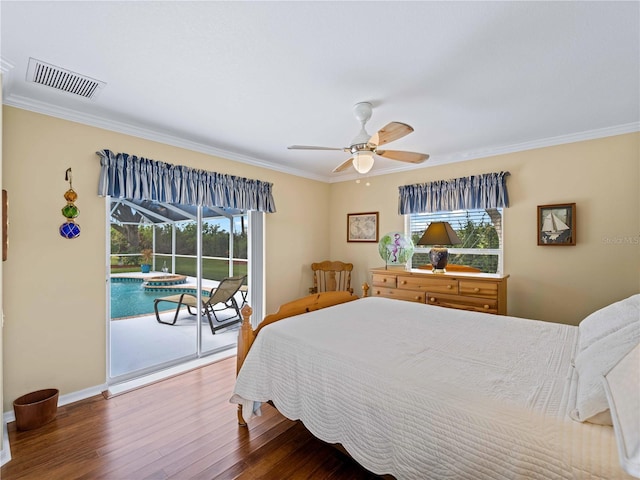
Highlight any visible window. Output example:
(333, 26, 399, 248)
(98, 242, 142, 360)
(408, 208, 503, 273)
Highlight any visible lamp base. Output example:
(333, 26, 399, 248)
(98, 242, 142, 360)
(429, 247, 449, 273)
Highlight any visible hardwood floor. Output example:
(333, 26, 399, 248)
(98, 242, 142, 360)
(2, 357, 381, 479)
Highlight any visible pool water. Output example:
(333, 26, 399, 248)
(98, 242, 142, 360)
(110, 280, 207, 319)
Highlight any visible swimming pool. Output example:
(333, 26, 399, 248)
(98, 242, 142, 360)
(110, 279, 208, 319)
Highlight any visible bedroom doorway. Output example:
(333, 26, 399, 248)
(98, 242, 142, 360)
(107, 198, 258, 384)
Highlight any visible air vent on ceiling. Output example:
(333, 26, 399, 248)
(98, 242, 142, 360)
(26, 58, 106, 100)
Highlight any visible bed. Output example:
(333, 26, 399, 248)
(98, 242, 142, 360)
(230, 291, 639, 479)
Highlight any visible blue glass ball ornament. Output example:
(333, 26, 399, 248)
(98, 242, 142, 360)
(378, 232, 414, 265)
(59, 221, 81, 239)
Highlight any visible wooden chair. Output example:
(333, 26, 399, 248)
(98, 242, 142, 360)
(154, 275, 247, 334)
(309, 260, 353, 294)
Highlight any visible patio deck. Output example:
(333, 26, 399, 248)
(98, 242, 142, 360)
(109, 271, 245, 379)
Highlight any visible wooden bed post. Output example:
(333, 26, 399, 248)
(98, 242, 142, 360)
(234, 291, 360, 426)
(237, 304, 255, 374)
(237, 304, 254, 426)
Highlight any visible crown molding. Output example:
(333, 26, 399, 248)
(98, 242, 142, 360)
(330, 121, 640, 183)
(2, 93, 333, 183)
(0, 59, 15, 75)
(434, 122, 640, 165)
(3, 92, 637, 185)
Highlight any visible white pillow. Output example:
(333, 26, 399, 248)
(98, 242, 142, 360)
(571, 322, 639, 424)
(577, 294, 640, 354)
(603, 344, 640, 478)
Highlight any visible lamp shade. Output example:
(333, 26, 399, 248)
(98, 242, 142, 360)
(417, 222, 462, 246)
(353, 151, 374, 174)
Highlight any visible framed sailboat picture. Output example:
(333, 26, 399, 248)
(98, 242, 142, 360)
(537, 203, 576, 246)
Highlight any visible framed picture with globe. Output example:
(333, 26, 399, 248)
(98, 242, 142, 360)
(347, 212, 379, 242)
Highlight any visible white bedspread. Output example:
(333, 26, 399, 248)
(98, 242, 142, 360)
(230, 297, 631, 479)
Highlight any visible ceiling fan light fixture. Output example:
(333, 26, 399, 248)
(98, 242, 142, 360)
(353, 151, 374, 174)
(289, 102, 429, 174)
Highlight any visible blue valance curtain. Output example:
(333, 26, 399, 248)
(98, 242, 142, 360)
(96, 149, 276, 212)
(398, 171, 510, 214)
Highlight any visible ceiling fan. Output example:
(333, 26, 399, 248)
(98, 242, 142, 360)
(288, 102, 429, 174)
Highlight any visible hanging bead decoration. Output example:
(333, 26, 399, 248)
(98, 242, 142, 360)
(59, 168, 81, 239)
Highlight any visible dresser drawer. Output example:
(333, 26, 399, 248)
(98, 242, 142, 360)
(372, 274, 397, 288)
(369, 268, 508, 315)
(399, 275, 458, 295)
(459, 280, 498, 299)
(372, 287, 425, 303)
(427, 292, 498, 314)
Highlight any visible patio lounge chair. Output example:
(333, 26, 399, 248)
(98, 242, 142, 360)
(154, 275, 247, 334)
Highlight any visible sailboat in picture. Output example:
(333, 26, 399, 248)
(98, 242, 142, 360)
(542, 212, 569, 241)
(538, 203, 576, 246)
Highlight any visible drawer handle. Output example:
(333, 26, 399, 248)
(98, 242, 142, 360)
(415, 296, 421, 301)
(474, 287, 480, 292)
(447, 285, 452, 289)
(430, 297, 436, 302)
(383, 278, 387, 283)
(376, 290, 380, 295)
(484, 304, 489, 309)
(401, 280, 406, 285)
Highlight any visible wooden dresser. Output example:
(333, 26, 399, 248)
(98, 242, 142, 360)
(370, 267, 509, 315)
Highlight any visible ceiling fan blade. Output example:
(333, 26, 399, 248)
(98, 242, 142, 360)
(288, 145, 344, 151)
(332, 158, 354, 173)
(376, 150, 429, 164)
(369, 122, 414, 147)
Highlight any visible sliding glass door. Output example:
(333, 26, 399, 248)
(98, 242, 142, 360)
(107, 198, 250, 383)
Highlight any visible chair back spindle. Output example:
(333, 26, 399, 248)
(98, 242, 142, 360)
(310, 260, 353, 294)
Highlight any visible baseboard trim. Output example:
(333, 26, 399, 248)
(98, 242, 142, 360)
(2, 383, 109, 466)
(3, 383, 108, 425)
(1, 349, 236, 466)
(1, 418, 10, 467)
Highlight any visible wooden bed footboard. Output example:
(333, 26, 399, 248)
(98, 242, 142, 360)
(235, 289, 362, 426)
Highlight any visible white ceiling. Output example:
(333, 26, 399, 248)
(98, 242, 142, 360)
(1, 1, 638, 183)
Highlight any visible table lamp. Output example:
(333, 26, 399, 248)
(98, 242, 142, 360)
(417, 221, 462, 273)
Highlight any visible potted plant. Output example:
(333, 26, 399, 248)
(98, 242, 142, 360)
(140, 249, 153, 273)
